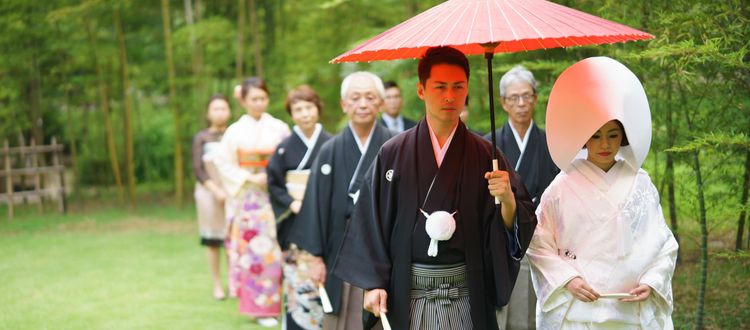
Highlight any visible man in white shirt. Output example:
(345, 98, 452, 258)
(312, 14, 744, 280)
(485, 65, 559, 329)
(380, 81, 417, 132)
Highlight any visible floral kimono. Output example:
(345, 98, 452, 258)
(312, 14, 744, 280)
(215, 113, 290, 317)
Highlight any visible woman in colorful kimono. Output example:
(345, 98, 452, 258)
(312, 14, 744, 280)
(267, 85, 332, 330)
(215, 77, 291, 327)
(527, 57, 679, 329)
(192, 94, 232, 300)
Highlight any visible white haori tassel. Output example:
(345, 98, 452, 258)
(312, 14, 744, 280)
(421, 209, 457, 257)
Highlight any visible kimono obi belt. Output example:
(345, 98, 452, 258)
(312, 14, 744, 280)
(410, 263, 469, 305)
(285, 170, 310, 202)
(237, 149, 273, 169)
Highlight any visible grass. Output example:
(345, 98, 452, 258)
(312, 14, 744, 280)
(1, 189, 749, 329)
(0, 201, 274, 330)
(672, 253, 750, 329)
(670, 229, 750, 330)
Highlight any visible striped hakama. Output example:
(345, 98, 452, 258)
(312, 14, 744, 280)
(410, 263, 472, 330)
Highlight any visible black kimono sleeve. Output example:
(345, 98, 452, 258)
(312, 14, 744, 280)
(267, 145, 294, 219)
(288, 145, 333, 257)
(333, 152, 394, 290)
(486, 151, 537, 307)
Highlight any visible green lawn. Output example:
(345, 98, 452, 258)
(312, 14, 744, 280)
(1, 199, 748, 329)
(670, 233, 750, 330)
(0, 203, 274, 330)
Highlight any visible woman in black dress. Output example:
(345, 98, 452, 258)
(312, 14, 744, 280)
(267, 85, 333, 330)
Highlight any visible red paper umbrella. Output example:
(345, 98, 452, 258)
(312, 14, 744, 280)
(331, 0, 652, 195)
(332, 0, 652, 62)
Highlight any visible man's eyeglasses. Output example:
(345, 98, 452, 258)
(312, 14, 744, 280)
(504, 93, 536, 104)
(345, 95, 380, 105)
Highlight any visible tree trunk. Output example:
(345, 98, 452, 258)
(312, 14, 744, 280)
(114, 7, 137, 209)
(63, 84, 77, 178)
(195, 0, 205, 96)
(65, 100, 77, 170)
(737, 150, 750, 250)
(746, 71, 750, 251)
(29, 70, 43, 146)
(235, 0, 246, 80)
(690, 149, 708, 330)
(85, 19, 124, 202)
(262, 1, 275, 57)
(249, 0, 263, 78)
(26, 5, 44, 146)
(185, 0, 207, 117)
(681, 87, 707, 329)
(665, 72, 680, 260)
(162, 0, 185, 208)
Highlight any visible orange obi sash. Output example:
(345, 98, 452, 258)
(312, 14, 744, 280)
(237, 149, 274, 169)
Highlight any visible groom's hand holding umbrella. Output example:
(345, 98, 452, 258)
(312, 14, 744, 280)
(485, 169, 516, 229)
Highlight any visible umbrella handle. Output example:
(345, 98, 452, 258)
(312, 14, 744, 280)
(492, 159, 500, 205)
(483, 45, 501, 205)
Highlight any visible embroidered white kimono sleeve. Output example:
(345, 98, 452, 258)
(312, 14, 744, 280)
(527, 179, 580, 316)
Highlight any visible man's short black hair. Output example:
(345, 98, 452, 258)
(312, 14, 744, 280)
(418, 46, 470, 85)
(384, 81, 399, 90)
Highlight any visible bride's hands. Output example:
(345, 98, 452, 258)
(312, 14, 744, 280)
(565, 277, 600, 302)
(620, 284, 651, 302)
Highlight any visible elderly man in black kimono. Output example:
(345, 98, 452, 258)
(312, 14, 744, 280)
(484, 65, 560, 329)
(484, 65, 559, 207)
(289, 71, 397, 330)
(333, 46, 537, 329)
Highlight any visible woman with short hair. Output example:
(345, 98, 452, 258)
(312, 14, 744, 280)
(267, 85, 333, 330)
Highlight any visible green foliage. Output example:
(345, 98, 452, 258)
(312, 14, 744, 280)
(0, 0, 747, 213)
(666, 133, 750, 153)
(173, 16, 236, 79)
(134, 108, 175, 183)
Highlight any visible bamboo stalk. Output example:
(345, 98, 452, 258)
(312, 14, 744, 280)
(31, 139, 43, 212)
(52, 137, 66, 214)
(4, 140, 12, 220)
(161, 0, 184, 208)
(114, 7, 137, 209)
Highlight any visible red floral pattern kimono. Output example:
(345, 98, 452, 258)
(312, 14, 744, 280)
(215, 113, 290, 317)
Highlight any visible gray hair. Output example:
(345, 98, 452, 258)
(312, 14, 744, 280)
(340, 71, 386, 100)
(499, 65, 537, 97)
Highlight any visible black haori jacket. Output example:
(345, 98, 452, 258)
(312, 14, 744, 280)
(334, 120, 537, 329)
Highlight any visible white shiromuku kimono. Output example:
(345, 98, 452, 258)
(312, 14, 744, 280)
(528, 158, 678, 329)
